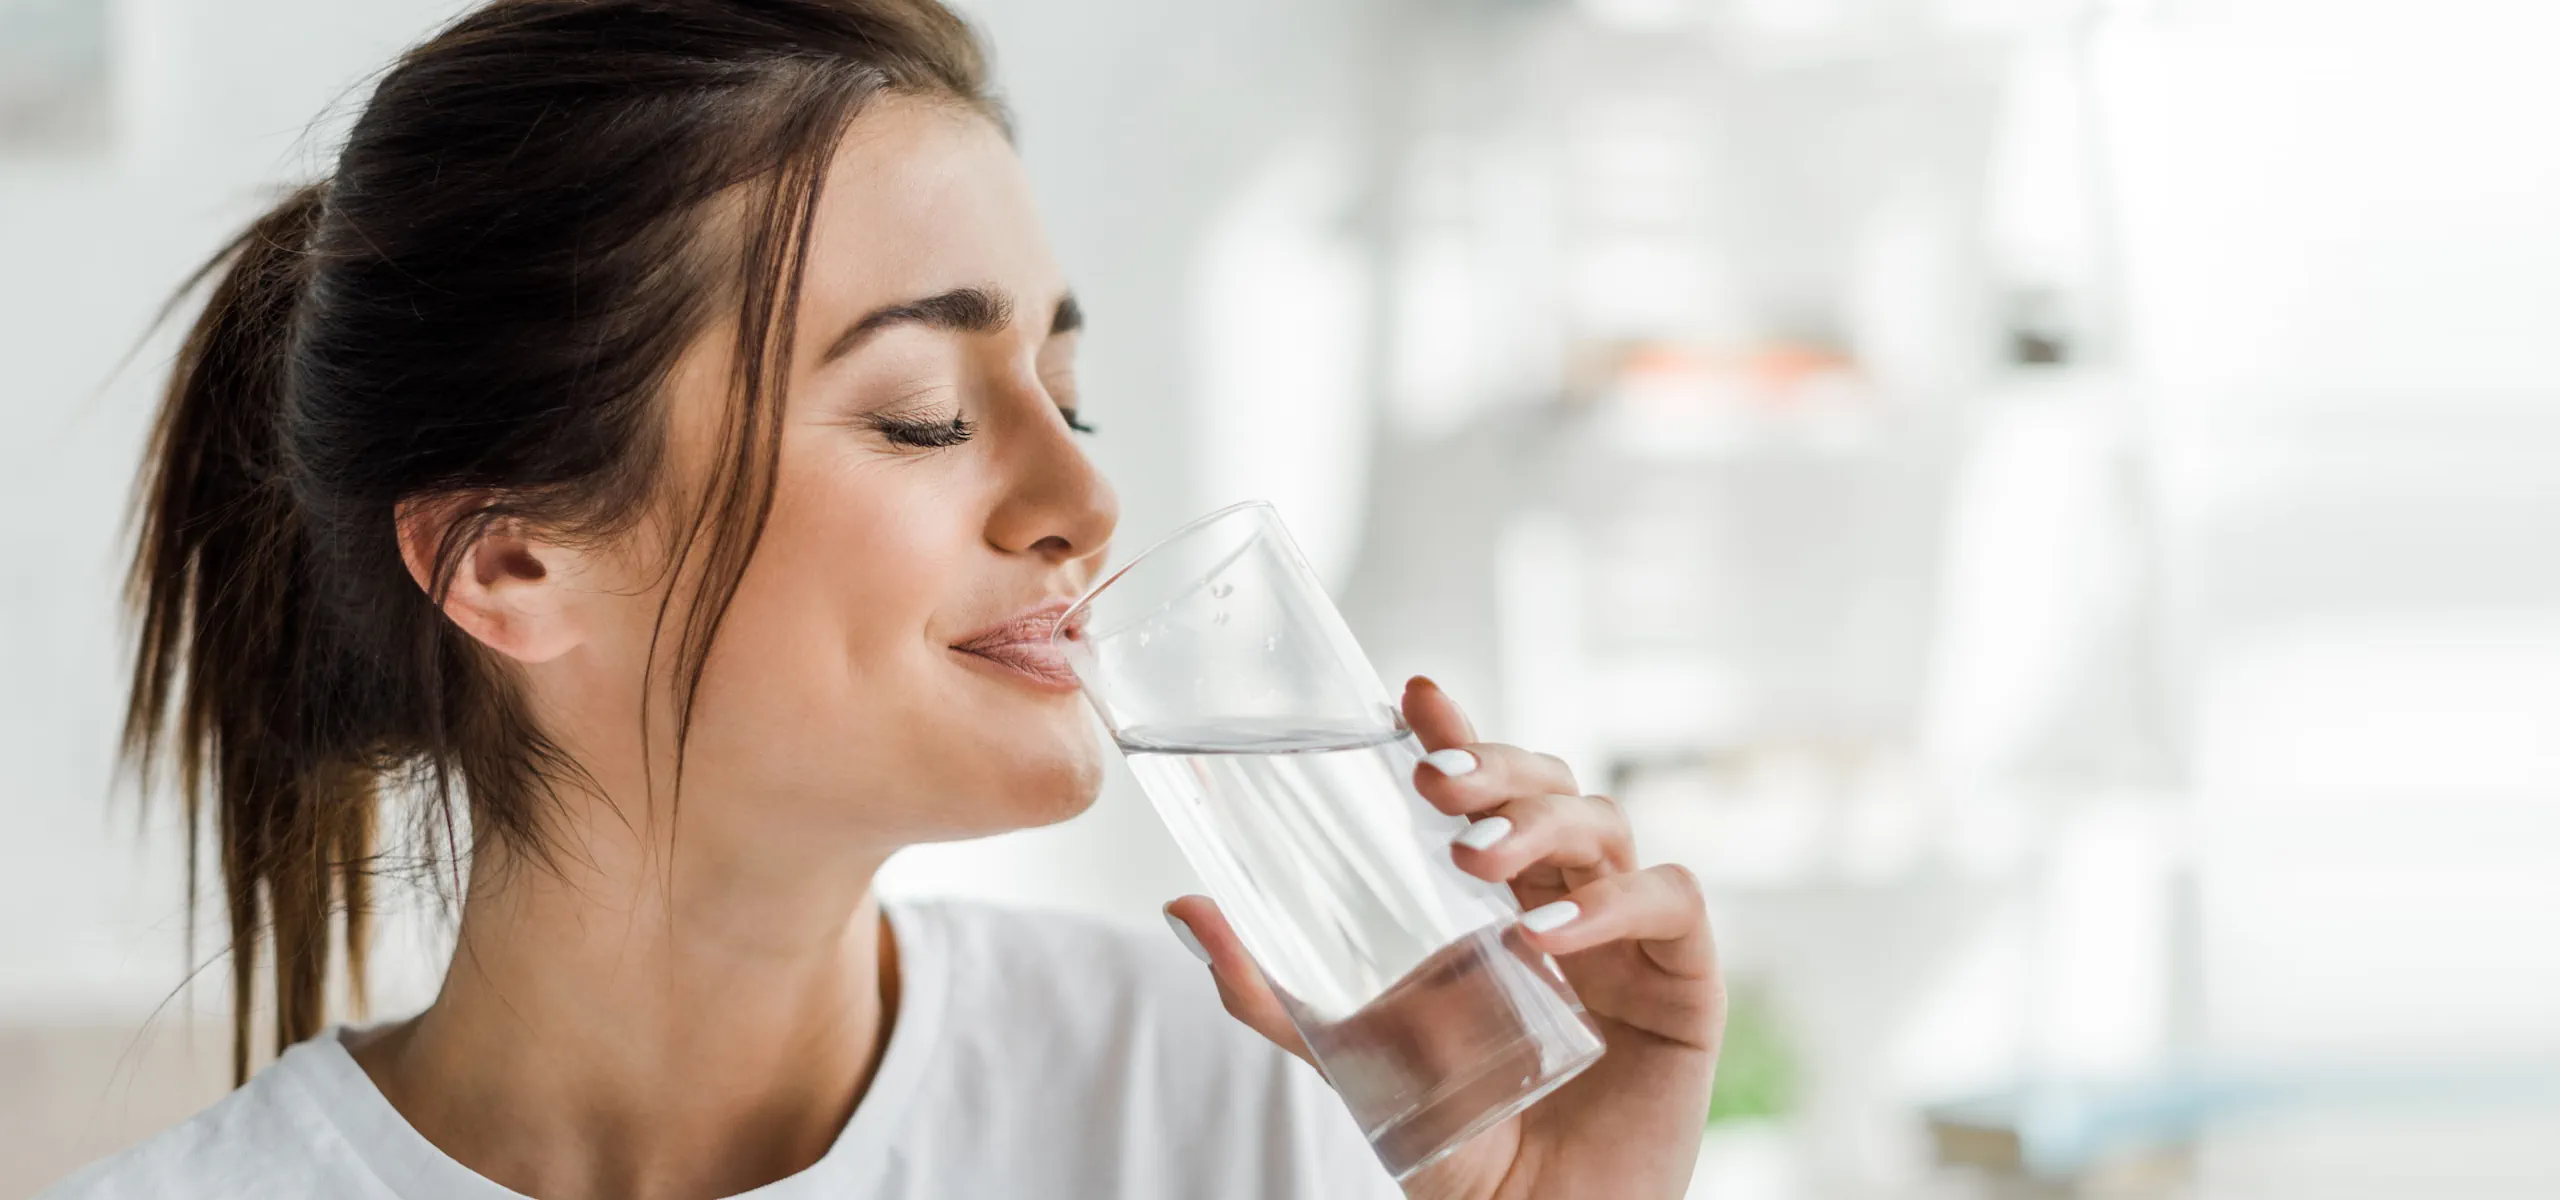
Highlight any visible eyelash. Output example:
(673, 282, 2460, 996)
(872, 412, 976, 448)
(869, 407, 1097, 447)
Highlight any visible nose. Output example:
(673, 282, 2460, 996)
(982, 376, 1118, 571)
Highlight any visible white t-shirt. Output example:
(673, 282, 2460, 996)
(40, 899, 1404, 1199)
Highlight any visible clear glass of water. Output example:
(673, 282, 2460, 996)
(1053, 500, 1605, 1179)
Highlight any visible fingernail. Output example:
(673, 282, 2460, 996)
(1453, 816, 1513, 852)
(1521, 900, 1580, 934)
(1164, 907, 1209, 963)
(1421, 748, 1478, 778)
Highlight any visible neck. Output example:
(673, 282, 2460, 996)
(353, 798, 900, 1200)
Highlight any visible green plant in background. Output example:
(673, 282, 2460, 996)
(1707, 983, 1799, 1125)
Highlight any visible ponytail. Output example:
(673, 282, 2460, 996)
(125, 182, 376, 1084)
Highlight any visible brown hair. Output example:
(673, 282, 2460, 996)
(123, 0, 1004, 1083)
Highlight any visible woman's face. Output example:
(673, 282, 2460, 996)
(552, 95, 1119, 859)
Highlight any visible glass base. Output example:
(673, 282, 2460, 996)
(1370, 1024, 1605, 1179)
(1291, 921, 1611, 1180)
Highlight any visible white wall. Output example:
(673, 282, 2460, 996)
(0, 0, 467, 1021)
(2098, 0, 2560, 1072)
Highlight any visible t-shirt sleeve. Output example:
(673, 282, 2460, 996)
(31, 1049, 388, 1200)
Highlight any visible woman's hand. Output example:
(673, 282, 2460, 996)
(1167, 676, 1724, 1199)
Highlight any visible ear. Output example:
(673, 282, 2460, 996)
(394, 497, 588, 664)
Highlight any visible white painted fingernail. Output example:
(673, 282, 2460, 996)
(1164, 907, 1209, 963)
(1453, 816, 1513, 852)
(1421, 748, 1479, 777)
(1521, 900, 1580, 934)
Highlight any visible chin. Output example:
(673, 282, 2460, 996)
(1015, 747, 1107, 827)
(1011, 778, 1103, 831)
(940, 736, 1105, 838)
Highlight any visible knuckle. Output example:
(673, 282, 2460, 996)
(1504, 791, 1563, 824)
(1654, 861, 1706, 908)
(1580, 792, 1633, 855)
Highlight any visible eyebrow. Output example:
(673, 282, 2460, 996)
(818, 286, 1083, 364)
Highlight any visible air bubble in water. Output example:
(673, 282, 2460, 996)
(1262, 635, 1278, 652)
(1137, 630, 1152, 646)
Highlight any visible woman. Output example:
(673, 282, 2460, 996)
(49, 2, 1721, 1197)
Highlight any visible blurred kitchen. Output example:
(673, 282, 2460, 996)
(4, 0, 2557, 1195)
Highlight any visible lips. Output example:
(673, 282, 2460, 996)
(950, 598, 1082, 691)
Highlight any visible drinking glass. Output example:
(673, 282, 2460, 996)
(1054, 500, 1605, 1179)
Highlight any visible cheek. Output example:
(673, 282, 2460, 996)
(756, 461, 965, 674)
(676, 448, 962, 744)
(683, 445, 1104, 834)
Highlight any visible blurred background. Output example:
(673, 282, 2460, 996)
(5, 0, 2558, 1195)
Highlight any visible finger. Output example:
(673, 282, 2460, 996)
(1517, 864, 1717, 978)
(1401, 675, 1476, 751)
(1449, 792, 1635, 883)
(1163, 896, 1314, 1065)
(1412, 740, 1580, 816)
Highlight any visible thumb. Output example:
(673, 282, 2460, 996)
(1164, 896, 1314, 1068)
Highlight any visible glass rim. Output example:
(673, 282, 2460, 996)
(1053, 498, 1278, 646)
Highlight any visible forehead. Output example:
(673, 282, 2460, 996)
(799, 95, 1057, 323)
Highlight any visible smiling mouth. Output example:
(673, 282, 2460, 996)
(951, 640, 1082, 691)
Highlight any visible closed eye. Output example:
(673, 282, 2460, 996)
(869, 411, 975, 448)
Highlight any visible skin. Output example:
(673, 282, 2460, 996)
(358, 94, 1723, 1200)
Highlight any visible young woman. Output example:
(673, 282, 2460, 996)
(48, 2, 1721, 1197)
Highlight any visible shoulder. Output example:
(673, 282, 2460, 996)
(896, 897, 1204, 1009)
(886, 898, 1400, 1199)
(35, 1040, 377, 1199)
(892, 896, 1238, 1064)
